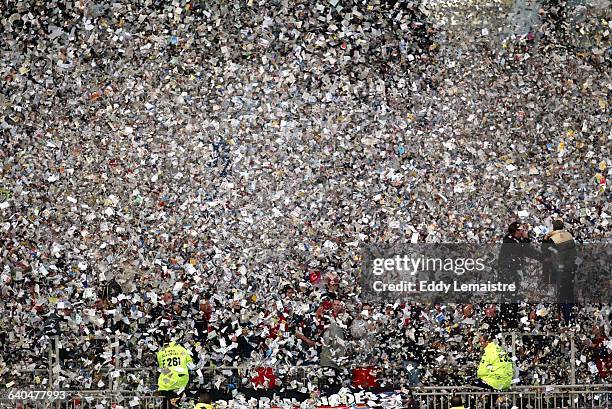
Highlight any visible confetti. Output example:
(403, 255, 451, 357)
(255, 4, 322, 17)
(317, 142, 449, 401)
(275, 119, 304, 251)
(0, 0, 609, 397)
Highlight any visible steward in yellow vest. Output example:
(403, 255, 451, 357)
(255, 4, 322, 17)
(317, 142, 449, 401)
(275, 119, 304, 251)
(157, 341, 193, 393)
(477, 335, 514, 390)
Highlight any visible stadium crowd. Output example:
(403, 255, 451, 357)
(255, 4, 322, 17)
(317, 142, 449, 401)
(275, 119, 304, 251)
(0, 0, 611, 396)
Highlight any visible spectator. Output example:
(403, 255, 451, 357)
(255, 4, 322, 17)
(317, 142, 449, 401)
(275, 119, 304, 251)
(587, 325, 612, 381)
(350, 303, 379, 364)
(449, 395, 466, 409)
(194, 299, 212, 344)
(498, 222, 545, 328)
(194, 391, 215, 409)
(100, 277, 123, 301)
(543, 219, 578, 322)
(319, 300, 348, 392)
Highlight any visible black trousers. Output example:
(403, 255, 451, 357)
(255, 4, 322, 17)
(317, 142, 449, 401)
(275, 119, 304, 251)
(158, 390, 181, 408)
(473, 380, 499, 409)
(319, 366, 343, 394)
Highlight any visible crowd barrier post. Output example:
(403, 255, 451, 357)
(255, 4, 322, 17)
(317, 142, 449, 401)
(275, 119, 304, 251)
(53, 336, 60, 390)
(570, 335, 577, 385)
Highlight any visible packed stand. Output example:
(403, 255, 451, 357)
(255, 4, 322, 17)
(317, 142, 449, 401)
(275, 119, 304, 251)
(1, 0, 611, 394)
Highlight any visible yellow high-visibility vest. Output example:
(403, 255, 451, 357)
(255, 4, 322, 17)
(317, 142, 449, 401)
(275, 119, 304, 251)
(156, 342, 193, 391)
(477, 342, 514, 390)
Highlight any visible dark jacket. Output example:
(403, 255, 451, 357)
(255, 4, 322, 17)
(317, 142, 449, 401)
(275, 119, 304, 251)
(542, 229, 577, 302)
(542, 230, 577, 272)
(498, 234, 543, 278)
(100, 279, 123, 300)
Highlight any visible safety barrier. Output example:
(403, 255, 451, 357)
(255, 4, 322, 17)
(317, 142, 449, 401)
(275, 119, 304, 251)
(0, 386, 611, 409)
(409, 385, 612, 409)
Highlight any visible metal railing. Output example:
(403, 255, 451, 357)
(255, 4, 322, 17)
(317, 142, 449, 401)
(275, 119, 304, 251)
(9, 331, 590, 389)
(0, 386, 611, 408)
(409, 385, 612, 409)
